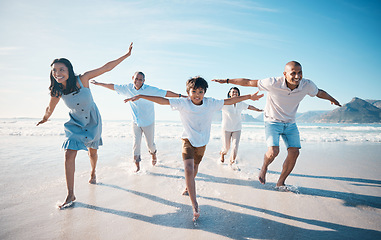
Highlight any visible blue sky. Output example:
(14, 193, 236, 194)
(0, 0, 380, 121)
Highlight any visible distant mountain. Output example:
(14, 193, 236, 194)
(366, 99, 381, 109)
(296, 111, 329, 123)
(317, 97, 381, 123)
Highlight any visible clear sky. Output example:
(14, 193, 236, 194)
(0, 0, 380, 121)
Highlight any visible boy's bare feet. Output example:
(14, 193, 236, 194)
(193, 207, 200, 221)
(59, 194, 76, 209)
(182, 188, 189, 196)
(135, 162, 140, 172)
(89, 173, 96, 184)
(219, 152, 225, 163)
(151, 152, 157, 166)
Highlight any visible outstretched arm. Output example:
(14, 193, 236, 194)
(165, 90, 185, 98)
(80, 42, 133, 85)
(248, 105, 263, 112)
(316, 89, 341, 107)
(212, 78, 259, 87)
(36, 96, 60, 126)
(124, 95, 170, 105)
(90, 80, 115, 91)
(224, 91, 264, 105)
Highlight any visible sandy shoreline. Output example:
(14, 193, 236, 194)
(1, 135, 381, 239)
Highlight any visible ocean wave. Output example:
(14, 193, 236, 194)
(1, 119, 380, 143)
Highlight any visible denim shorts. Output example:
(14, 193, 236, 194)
(265, 121, 301, 149)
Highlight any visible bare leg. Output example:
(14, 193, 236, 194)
(88, 148, 98, 184)
(258, 146, 279, 184)
(135, 162, 140, 172)
(182, 163, 200, 195)
(219, 152, 225, 163)
(276, 147, 299, 187)
(59, 149, 77, 208)
(183, 159, 199, 221)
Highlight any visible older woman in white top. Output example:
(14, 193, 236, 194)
(220, 87, 263, 165)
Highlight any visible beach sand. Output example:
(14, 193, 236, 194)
(1, 134, 381, 239)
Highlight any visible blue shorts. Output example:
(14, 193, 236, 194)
(265, 121, 301, 149)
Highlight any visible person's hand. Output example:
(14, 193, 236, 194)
(212, 79, 228, 84)
(124, 95, 140, 103)
(331, 99, 342, 107)
(250, 91, 264, 101)
(90, 80, 98, 85)
(36, 118, 48, 126)
(126, 42, 133, 57)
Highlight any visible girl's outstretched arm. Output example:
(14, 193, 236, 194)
(248, 105, 263, 112)
(37, 96, 60, 126)
(124, 95, 170, 105)
(80, 42, 133, 86)
(212, 78, 259, 87)
(224, 91, 264, 105)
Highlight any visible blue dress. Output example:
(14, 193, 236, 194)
(61, 76, 102, 151)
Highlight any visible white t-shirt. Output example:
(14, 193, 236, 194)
(114, 83, 167, 127)
(221, 102, 249, 132)
(169, 97, 224, 147)
(257, 76, 319, 123)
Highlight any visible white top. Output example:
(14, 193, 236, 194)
(221, 102, 249, 131)
(257, 76, 319, 123)
(169, 97, 224, 147)
(114, 83, 167, 127)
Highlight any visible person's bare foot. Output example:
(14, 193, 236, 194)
(151, 152, 157, 166)
(89, 173, 96, 184)
(275, 185, 290, 192)
(135, 162, 140, 172)
(193, 207, 200, 221)
(258, 168, 267, 184)
(182, 188, 189, 196)
(59, 194, 76, 209)
(220, 152, 225, 163)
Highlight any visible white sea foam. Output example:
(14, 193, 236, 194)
(1, 118, 380, 142)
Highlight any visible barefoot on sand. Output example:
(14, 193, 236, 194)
(58, 195, 76, 209)
(193, 208, 200, 222)
(219, 152, 225, 163)
(258, 168, 266, 184)
(275, 185, 290, 192)
(182, 188, 189, 196)
(151, 152, 157, 166)
(89, 173, 96, 184)
(135, 162, 140, 172)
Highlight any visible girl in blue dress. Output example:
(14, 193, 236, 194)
(37, 43, 133, 209)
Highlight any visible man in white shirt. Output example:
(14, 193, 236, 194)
(91, 71, 182, 172)
(213, 61, 341, 190)
(124, 76, 263, 221)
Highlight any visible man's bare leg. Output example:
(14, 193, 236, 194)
(59, 149, 77, 209)
(182, 163, 200, 196)
(88, 148, 98, 184)
(258, 146, 279, 184)
(276, 147, 299, 187)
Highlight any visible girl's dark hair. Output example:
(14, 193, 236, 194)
(186, 76, 208, 93)
(227, 87, 240, 98)
(49, 58, 79, 97)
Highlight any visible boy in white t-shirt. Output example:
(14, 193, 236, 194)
(124, 76, 263, 221)
(213, 61, 341, 190)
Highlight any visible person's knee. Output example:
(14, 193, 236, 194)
(266, 147, 279, 159)
(88, 151, 97, 159)
(184, 161, 194, 173)
(288, 147, 300, 158)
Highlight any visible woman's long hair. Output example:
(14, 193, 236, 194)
(49, 58, 79, 97)
(227, 87, 240, 98)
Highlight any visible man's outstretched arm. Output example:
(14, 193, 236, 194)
(124, 95, 170, 105)
(316, 89, 341, 107)
(212, 78, 259, 87)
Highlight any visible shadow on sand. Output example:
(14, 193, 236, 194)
(73, 183, 381, 240)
